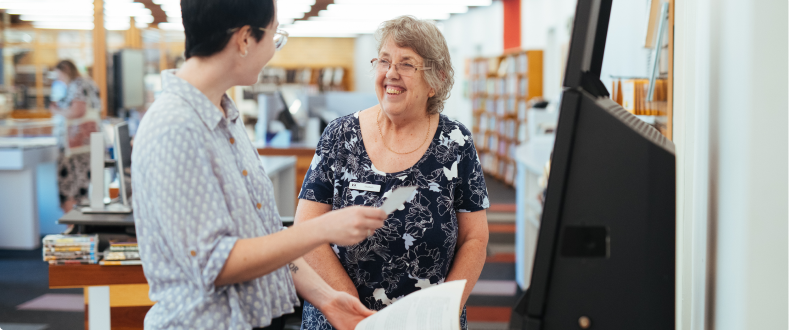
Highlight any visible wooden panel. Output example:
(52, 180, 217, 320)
(258, 146, 316, 203)
(110, 284, 155, 307)
(49, 265, 147, 288)
(266, 37, 356, 91)
(93, 0, 108, 118)
(667, 0, 674, 139)
(527, 50, 544, 100)
(110, 305, 151, 330)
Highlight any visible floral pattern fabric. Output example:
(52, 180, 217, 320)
(298, 112, 489, 330)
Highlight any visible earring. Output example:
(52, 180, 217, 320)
(240, 49, 248, 58)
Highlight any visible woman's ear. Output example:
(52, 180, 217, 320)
(235, 26, 251, 57)
(429, 89, 436, 98)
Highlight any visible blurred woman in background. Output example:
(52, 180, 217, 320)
(49, 59, 101, 214)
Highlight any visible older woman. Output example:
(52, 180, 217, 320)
(296, 16, 490, 330)
(49, 59, 101, 214)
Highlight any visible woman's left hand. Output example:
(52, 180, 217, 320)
(320, 291, 376, 330)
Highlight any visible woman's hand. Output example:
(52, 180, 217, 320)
(318, 290, 376, 330)
(318, 206, 386, 246)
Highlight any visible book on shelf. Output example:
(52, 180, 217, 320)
(100, 260, 143, 266)
(43, 234, 99, 265)
(105, 251, 141, 261)
(44, 246, 95, 252)
(48, 259, 96, 265)
(42, 234, 97, 244)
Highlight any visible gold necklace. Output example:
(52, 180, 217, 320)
(376, 107, 431, 155)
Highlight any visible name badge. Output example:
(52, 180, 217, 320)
(350, 182, 381, 192)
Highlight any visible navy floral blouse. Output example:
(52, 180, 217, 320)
(298, 111, 489, 330)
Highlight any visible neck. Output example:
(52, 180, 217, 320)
(176, 56, 237, 115)
(379, 105, 432, 133)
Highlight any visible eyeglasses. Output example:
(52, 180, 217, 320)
(227, 27, 289, 51)
(371, 58, 431, 77)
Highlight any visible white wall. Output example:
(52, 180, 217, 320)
(674, 0, 788, 329)
(354, 34, 378, 95)
(521, 0, 576, 104)
(520, 0, 654, 104)
(441, 2, 503, 128)
(710, 0, 788, 328)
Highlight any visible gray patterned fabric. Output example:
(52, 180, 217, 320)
(132, 70, 299, 330)
(298, 112, 489, 330)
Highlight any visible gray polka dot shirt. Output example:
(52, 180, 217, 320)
(132, 70, 299, 329)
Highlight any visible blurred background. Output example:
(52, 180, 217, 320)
(0, 0, 786, 329)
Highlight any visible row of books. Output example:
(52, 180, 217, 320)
(42, 235, 141, 266)
(469, 76, 532, 97)
(43, 234, 98, 265)
(612, 78, 668, 116)
(469, 53, 531, 77)
(101, 238, 141, 266)
(478, 153, 517, 185)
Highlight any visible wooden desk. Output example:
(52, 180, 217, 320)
(257, 145, 316, 206)
(49, 264, 152, 330)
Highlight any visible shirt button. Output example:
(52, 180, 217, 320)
(242, 170, 248, 176)
(230, 137, 235, 144)
(190, 250, 196, 257)
(256, 203, 262, 209)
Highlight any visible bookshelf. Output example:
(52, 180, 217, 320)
(469, 50, 543, 186)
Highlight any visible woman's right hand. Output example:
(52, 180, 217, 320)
(318, 206, 387, 246)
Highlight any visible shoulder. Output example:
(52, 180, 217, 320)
(437, 115, 475, 149)
(322, 112, 361, 141)
(135, 94, 204, 145)
(440, 115, 473, 136)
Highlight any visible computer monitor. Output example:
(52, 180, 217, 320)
(114, 122, 132, 208)
(512, 0, 676, 329)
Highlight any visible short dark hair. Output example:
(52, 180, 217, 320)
(55, 60, 81, 80)
(181, 0, 275, 59)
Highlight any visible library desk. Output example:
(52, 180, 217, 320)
(49, 264, 152, 330)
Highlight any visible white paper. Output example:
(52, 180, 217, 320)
(354, 280, 466, 330)
(379, 186, 418, 215)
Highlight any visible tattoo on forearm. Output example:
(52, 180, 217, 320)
(288, 262, 299, 274)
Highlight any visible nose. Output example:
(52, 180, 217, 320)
(385, 63, 400, 79)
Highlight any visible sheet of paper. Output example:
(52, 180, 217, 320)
(379, 186, 417, 215)
(354, 280, 466, 330)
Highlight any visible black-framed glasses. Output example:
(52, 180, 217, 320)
(371, 58, 431, 77)
(227, 27, 289, 51)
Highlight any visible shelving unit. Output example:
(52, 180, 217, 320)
(468, 50, 543, 186)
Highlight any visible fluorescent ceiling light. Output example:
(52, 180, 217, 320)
(158, 22, 183, 31)
(319, 10, 450, 21)
(33, 21, 94, 30)
(325, 4, 469, 14)
(334, 0, 491, 5)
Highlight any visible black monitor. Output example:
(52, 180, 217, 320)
(512, 0, 676, 329)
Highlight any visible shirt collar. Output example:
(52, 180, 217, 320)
(161, 69, 240, 130)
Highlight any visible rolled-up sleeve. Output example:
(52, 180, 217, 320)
(137, 124, 238, 295)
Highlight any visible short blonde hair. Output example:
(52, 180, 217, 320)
(375, 16, 454, 115)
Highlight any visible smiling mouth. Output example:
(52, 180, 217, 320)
(386, 88, 404, 95)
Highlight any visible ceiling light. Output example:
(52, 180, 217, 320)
(333, 0, 491, 5)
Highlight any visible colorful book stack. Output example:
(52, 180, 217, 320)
(100, 239, 141, 266)
(42, 234, 98, 265)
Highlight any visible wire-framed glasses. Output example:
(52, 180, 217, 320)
(227, 27, 289, 51)
(371, 58, 431, 77)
